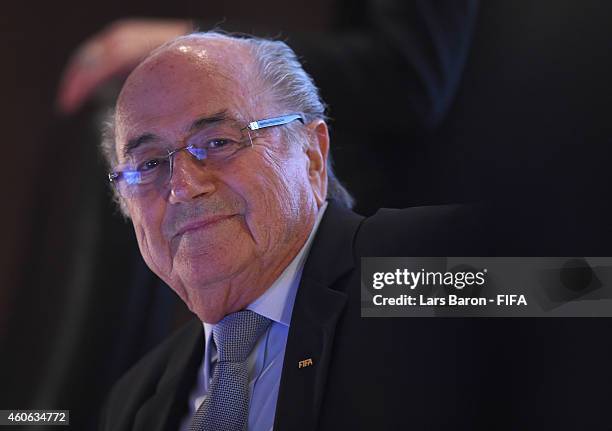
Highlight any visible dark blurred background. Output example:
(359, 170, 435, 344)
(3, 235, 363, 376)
(2, 0, 612, 429)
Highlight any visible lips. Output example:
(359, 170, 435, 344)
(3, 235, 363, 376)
(174, 214, 236, 237)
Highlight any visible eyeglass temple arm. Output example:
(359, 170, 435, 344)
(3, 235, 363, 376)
(247, 113, 305, 131)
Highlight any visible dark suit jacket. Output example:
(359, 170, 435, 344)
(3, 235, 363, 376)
(100, 202, 501, 430)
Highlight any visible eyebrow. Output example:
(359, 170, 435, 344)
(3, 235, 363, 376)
(122, 110, 231, 158)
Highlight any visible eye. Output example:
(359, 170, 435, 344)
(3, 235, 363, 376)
(138, 157, 166, 171)
(207, 138, 232, 149)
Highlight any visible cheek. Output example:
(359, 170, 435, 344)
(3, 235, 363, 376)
(130, 203, 173, 276)
(230, 148, 312, 246)
(268, 149, 313, 214)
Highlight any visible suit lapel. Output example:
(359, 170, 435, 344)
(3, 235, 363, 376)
(274, 202, 364, 431)
(133, 320, 204, 431)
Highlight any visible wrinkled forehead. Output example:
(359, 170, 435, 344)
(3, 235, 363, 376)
(115, 39, 264, 144)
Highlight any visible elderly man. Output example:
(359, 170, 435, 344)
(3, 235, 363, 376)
(100, 32, 490, 431)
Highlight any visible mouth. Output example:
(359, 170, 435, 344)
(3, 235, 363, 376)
(174, 214, 236, 238)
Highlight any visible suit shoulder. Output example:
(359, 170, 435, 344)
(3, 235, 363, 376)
(110, 318, 201, 392)
(100, 319, 202, 430)
(354, 204, 486, 256)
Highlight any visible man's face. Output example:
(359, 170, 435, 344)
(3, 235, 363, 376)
(114, 39, 327, 322)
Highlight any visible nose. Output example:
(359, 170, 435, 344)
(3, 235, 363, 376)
(168, 149, 216, 204)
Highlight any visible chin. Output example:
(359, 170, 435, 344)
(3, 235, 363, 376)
(172, 216, 255, 260)
(173, 248, 253, 287)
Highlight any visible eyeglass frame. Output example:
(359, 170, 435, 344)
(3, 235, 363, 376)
(107, 113, 306, 194)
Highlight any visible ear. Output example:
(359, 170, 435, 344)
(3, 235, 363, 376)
(305, 119, 329, 207)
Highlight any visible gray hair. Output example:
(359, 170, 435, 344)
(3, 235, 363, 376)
(101, 31, 354, 214)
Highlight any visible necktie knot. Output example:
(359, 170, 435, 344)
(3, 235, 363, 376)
(212, 310, 271, 362)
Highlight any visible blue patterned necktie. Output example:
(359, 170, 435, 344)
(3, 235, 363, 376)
(189, 310, 271, 431)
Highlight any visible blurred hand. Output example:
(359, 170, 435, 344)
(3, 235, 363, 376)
(56, 18, 193, 114)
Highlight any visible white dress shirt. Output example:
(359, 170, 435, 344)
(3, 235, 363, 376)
(180, 203, 327, 431)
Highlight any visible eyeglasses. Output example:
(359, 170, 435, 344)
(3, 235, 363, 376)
(108, 113, 305, 199)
